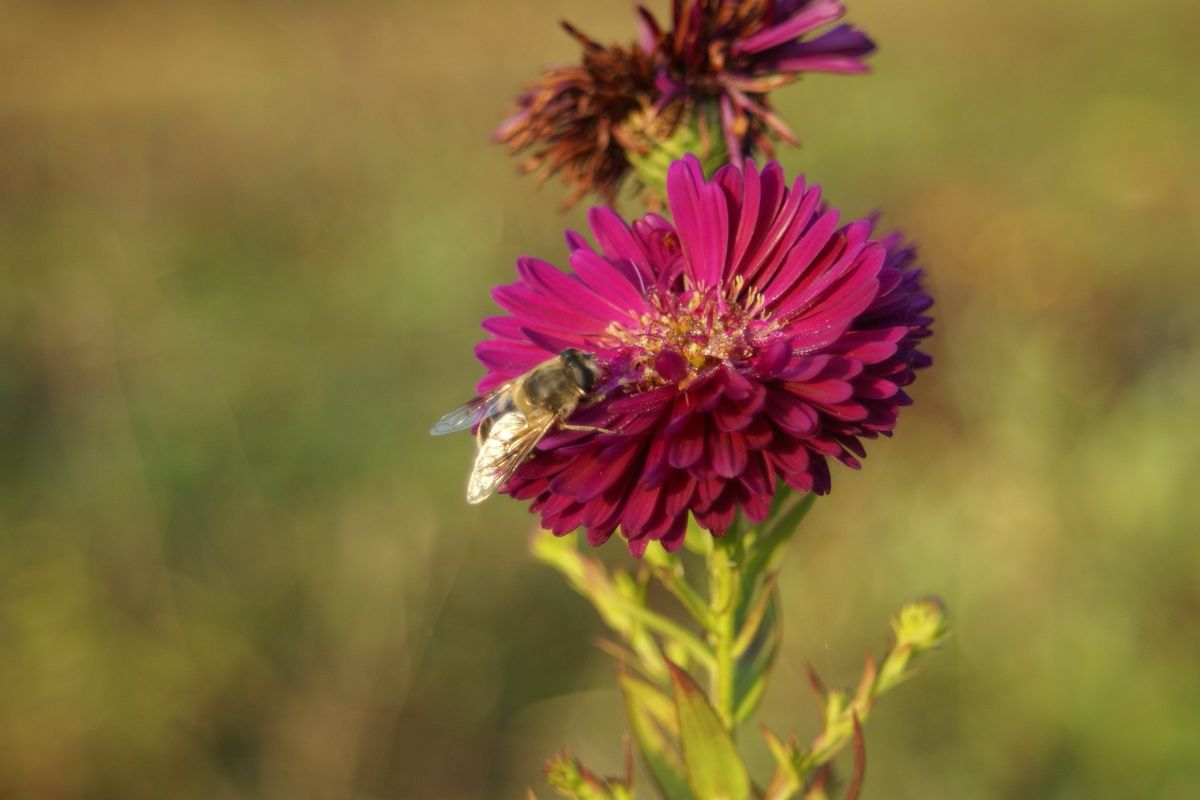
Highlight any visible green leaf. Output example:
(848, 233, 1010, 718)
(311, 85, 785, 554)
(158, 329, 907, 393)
(733, 585, 781, 724)
(768, 491, 816, 538)
(531, 531, 713, 679)
(596, 638, 658, 683)
(732, 573, 778, 657)
(531, 532, 633, 636)
(619, 669, 691, 800)
(667, 662, 751, 800)
(744, 493, 816, 579)
(761, 726, 801, 800)
(608, 588, 715, 671)
(734, 493, 811, 598)
(682, 514, 715, 556)
(647, 555, 715, 630)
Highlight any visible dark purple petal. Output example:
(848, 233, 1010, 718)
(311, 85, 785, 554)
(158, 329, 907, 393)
(565, 229, 593, 253)
(668, 156, 730, 290)
(731, 0, 846, 56)
(764, 25, 877, 74)
(663, 471, 696, 517)
(521, 326, 579, 354)
(771, 224, 879, 321)
(765, 390, 820, 436)
(655, 350, 690, 383)
(740, 178, 822, 289)
(712, 431, 749, 478)
(785, 378, 854, 405)
(621, 482, 663, 532)
(474, 339, 547, 374)
(667, 415, 706, 469)
(750, 337, 793, 376)
(569, 249, 652, 317)
(740, 452, 774, 497)
(494, 282, 607, 333)
(659, 514, 688, 551)
(635, 5, 662, 53)
(758, 207, 840, 304)
(740, 418, 774, 450)
(586, 526, 615, 547)
(589, 207, 651, 267)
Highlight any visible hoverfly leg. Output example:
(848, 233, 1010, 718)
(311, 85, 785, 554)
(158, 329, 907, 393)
(559, 422, 616, 435)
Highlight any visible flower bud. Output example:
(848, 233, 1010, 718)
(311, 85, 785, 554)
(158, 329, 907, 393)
(891, 596, 950, 654)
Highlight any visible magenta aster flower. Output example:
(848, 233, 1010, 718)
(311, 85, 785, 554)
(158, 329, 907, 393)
(475, 156, 931, 556)
(641, 0, 877, 166)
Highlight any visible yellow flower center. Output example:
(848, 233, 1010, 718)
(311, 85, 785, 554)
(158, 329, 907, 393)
(605, 278, 771, 388)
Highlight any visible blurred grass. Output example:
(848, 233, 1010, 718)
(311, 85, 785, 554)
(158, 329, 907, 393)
(1, 0, 1198, 797)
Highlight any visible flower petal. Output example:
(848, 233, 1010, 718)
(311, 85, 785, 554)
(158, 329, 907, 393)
(667, 155, 730, 290)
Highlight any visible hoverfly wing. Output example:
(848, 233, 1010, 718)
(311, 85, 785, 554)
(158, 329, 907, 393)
(466, 410, 555, 504)
(430, 397, 488, 436)
(430, 384, 513, 436)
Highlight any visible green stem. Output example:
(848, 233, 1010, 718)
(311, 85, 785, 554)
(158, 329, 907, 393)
(708, 534, 741, 731)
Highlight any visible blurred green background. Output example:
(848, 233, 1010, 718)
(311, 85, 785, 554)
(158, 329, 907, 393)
(2, 1, 1198, 797)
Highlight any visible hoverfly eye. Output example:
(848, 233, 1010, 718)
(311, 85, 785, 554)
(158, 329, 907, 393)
(561, 349, 596, 393)
(574, 363, 596, 393)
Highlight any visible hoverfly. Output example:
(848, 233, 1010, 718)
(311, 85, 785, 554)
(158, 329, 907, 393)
(431, 348, 605, 504)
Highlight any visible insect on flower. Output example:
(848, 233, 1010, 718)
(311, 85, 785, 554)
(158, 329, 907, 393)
(431, 348, 607, 504)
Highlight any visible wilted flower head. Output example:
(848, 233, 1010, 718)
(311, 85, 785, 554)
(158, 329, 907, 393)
(494, 24, 657, 207)
(642, 0, 877, 166)
(476, 156, 931, 556)
(496, 2, 875, 204)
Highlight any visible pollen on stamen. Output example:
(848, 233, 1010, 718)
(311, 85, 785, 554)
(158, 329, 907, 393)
(603, 288, 765, 390)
